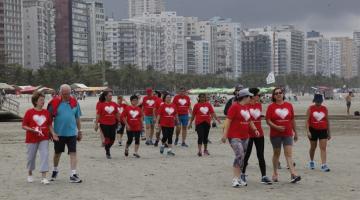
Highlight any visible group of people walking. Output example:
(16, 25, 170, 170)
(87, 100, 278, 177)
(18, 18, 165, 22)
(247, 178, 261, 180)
(22, 84, 331, 188)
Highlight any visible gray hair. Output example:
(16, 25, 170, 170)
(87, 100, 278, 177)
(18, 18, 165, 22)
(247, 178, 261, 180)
(59, 84, 71, 93)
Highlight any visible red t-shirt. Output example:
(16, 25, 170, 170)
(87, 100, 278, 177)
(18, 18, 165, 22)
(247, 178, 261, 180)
(97, 101, 118, 125)
(192, 102, 215, 125)
(266, 102, 295, 137)
(173, 95, 191, 115)
(158, 103, 177, 127)
(22, 108, 52, 143)
(117, 103, 127, 123)
(226, 103, 250, 139)
(248, 103, 264, 138)
(123, 106, 143, 131)
(142, 95, 157, 116)
(308, 105, 328, 130)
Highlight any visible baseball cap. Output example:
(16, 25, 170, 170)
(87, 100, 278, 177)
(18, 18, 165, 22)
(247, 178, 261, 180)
(237, 88, 254, 98)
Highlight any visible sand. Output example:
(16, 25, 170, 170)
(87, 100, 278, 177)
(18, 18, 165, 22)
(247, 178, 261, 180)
(0, 95, 359, 200)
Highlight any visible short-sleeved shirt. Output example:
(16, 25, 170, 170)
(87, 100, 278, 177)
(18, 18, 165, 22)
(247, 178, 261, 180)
(157, 103, 177, 127)
(123, 105, 143, 131)
(142, 95, 157, 116)
(49, 101, 82, 137)
(117, 103, 127, 122)
(97, 101, 118, 125)
(248, 103, 264, 138)
(22, 108, 52, 143)
(173, 95, 191, 115)
(266, 102, 294, 137)
(192, 102, 215, 125)
(308, 105, 328, 130)
(226, 103, 250, 139)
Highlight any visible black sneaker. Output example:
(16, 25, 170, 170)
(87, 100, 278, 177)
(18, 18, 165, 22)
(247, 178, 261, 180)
(70, 174, 82, 183)
(50, 171, 58, 181)
(290, 175, 301, 183)
(174, 138, 179, 145)
(261, 176, 273, 185)
(154, 140, 159, 147)
(106, 154, 112, 159)
(145, 140, 150, 145)
(133, 153, 140, 158)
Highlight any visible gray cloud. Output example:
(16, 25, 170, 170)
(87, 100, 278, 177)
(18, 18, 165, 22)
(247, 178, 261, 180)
(103, 0, 360, 37)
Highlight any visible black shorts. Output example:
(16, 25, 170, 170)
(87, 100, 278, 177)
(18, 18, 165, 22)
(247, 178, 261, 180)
(54, 136, 77, 154)
(309, 127, 328, 141)
(346, 102, 351, 108)
(117, 122, 125, 134)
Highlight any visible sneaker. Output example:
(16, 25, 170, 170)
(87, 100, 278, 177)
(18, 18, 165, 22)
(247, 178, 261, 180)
(69, 174, 82, 183)
(27, 176, 34, 183)
(106, 154, 112, 159)
(261, 176, 272, 185)
(197, 152, 202, 157)
(167, 150, 175, 156)
(308, 161, 315, 170)
(290, 175, 301, 183)
(160, 146, 165, 154)
(124, 149, 129, 157)
(321, 164, 330, 172)
(240, 174, 248, 186)
(133, 153, 140, 158)
(154, 140, 159, 147)
(145, 140, 150, 145)
(174, 138, 179, 145)
(118, 141, 122, 146)
(40, 178, 50, 185)
(50, 171, 58, 181)
(203, 150, 210, 156)
(181, 143, 189, 147)
(232, 178, 241, 188)
(149, 140, 154, 145)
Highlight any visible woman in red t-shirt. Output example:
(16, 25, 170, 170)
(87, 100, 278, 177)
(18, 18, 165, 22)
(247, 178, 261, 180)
(94, 91, 120, 159)
(116, 95, 128, 146)
(266, 87, 300, 183)
(306, 93, 331, 172)
(22, 92, 58, 184)
(123, 95, 143, 158)
(156, 93, 179, 156)
(221, 89, 259, 188)
(189, 93, 221, 157)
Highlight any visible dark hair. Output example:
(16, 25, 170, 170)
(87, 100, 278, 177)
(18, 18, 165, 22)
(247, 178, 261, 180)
(313, 93, 323, 103)
(198, 93, 206, 102)
(155, 90, 162, 98)
(130, 95, 138, 101)
(31, 92, 45, 107)
(271, 87, 285, 102)
(99, 91, 112, 102)
(249, 88, 260, 97)
(162, 93, 171, 102)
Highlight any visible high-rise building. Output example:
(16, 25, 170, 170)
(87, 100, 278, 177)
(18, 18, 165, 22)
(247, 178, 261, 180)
(128, 0, 165, 18)
(353, 31, 360, 77)
(241, 32, 271, 74)
(307, 30, 321, 38)
(105, 18, 163, 70)
(185, 36, 209, 74)
(23, 0, 56, 69)
(196, 21, 217, 74)
(87, 0, 105, 64)
(54, 0, 89, 64)
(136, 12, 186, 73)
(0, 0, 23, 65)
(332, 37, 354, 79)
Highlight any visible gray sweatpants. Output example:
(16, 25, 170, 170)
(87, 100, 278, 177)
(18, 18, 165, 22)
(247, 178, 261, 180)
(26, 140, 49, 173)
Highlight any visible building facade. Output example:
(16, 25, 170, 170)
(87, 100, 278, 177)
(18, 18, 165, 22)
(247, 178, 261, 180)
(87, 0, 105, 64)
(129, 0, 164, 18)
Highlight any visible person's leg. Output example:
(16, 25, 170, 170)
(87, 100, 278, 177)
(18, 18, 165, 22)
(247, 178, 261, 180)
(230, 139, 246, 181)
(126, 131, 134, 149)
(203, 123, 211, 152)
(53, 137, 65, 170)
(254, 137, 266, 177)
(161, 127, 168, 145)
(309, 139, 317, 161)
(26, 143, 39, 177)
(149, 124, 155, 143)
(100, 124, 111, 156)
(284, 145, 297, 176)
(175, 125, 181, 145)
(242, 138, 254, 174)
(38, 140, 49, 178)
(319, 139, 328, 165)
(68, 136, 78, 174)
(108, 124, 117, 149)
(145, 122, 151, 143)
(181, 126, 187, 144)
(134, 132, 141, 154)
(196, 124, 204, 154)
(167, 127, 174, 150)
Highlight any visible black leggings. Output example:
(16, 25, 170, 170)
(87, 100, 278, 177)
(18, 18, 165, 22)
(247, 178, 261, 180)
(242, 136, 266, 177)
(195, 122, 210, 145)
(100, 124, 117, 154)
(161, 127, 174, 145)
(126, 131, 141, 146)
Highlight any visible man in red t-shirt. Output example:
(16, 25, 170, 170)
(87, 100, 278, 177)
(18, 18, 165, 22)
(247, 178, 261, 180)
(142, 88, 157, 145)
(173, 87, 192, 147)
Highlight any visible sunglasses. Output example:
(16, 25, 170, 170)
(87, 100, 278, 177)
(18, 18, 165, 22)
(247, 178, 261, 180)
(274, 92, 283, 95)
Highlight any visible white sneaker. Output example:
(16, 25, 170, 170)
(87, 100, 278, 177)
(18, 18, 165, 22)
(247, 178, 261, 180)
(27, 176, 34, 183)
(40, 178, 50, 185)
(232, 178, 241, 188)
(239, 178, 248, 186)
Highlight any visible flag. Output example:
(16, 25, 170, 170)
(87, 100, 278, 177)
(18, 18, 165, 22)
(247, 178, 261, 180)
(266, 72, 275, 84)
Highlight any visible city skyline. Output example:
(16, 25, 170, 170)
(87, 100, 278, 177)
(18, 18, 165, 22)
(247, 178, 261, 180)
(104, 0, 360, 37)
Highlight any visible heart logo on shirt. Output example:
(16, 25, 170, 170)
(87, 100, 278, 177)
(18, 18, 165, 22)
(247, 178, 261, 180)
(165, 107, 174, 115)
(178, 99, 187, 106)
(313, 111, 325, 122)
(33, 115, 46, 126)
(240, 110, 250, 121)
(129, 110, 139, 118)
(275, 108, 289, 119)
(146, 100, 155, 106)
(104, 106, 114, 114)
(200, 107, 209, 115)
(249, 109, 261, 119)
(118, 107, 124, 114)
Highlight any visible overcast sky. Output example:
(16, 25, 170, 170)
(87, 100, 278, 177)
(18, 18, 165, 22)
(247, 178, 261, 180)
(103, 0, 360, 37)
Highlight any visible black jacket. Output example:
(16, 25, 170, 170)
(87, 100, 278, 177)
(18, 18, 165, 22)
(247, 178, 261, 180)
(223, 97, 235, 116)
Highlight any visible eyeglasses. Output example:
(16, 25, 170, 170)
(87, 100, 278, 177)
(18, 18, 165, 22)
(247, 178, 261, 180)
(274, 92, 283, 95)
